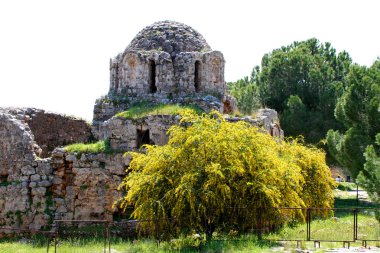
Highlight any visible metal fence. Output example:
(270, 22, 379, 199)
(262, 207, 379, 248)
(0, 207, 379, 252)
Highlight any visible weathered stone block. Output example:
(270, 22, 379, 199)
(21, 166, 35, 176)
(38, 180, 52, 187)
(30, 174, 41, 182)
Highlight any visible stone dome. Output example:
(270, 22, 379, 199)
(126, 21, 212, 56)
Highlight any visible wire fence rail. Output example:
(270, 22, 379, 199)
(0, 207, 378, 252)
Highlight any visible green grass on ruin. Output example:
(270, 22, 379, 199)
(64, 139, 112, 154)
(115, 103, 203, 120)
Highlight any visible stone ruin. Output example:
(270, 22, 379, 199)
(0, 21, 283, 233)
(93, 20, 229, 138)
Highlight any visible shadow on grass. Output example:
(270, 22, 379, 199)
(334, 197, 380, 209)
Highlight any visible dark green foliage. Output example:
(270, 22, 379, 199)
(357, 133, 380, 216)
(227, 70, 261, 115)
(280, 95, 308, 138)
(327, 128, 370, 178)
(257, 38, 351, 143)
(327, 60, 380, 178)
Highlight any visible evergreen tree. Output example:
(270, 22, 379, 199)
(327, 59, 380, 178)
(258, 38, 352, 143)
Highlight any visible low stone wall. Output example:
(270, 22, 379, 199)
(0, 136, 128, 232)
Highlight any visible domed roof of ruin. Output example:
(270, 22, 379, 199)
(126, 21, 212, 55)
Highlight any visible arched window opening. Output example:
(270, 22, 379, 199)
(194, 61, 201, 93)
(149, 60, 157, 93)
(137, 129, 153, 148)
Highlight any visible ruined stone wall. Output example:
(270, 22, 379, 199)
(0, 111, 127, 231)
(99, 109, 284, 153)
(51, 150, 127, 221)
(0, 109, 96, 233)
(0, 112, 53, 231)
(99, 115, 178, 152)
(2, 108, 92, 157)
(92, 95, 224, 139)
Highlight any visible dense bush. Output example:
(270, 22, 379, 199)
(118, 110, 335, 239)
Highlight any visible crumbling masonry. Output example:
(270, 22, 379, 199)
(0, 21, 283, 233)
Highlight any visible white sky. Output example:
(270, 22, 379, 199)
(0, 0, 379, 121)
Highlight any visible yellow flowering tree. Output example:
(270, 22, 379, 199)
(118, 110, 335, 239)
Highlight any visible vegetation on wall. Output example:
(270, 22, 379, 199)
(118, 110, 335, 239)
(115, 103, 203, 119)
(64, 139, 112, 154)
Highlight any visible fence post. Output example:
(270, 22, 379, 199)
(306, 208, 311, 241)
(156, 214, 160, 246)
(353, 208, 358, 241)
